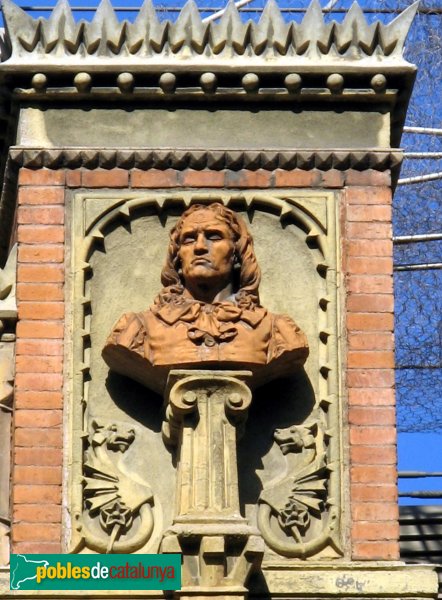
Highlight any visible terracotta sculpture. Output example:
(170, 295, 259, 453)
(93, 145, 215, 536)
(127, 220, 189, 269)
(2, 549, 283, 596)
(102, 203, 308, 394)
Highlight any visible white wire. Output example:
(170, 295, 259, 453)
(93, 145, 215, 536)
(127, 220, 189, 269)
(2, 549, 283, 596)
(323, 0, 340, 12)
(202, 0, 256, 23)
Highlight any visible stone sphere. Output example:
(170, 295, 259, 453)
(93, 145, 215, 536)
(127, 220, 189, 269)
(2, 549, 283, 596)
(117, 72, 134, 92)
(74, 72, 92, 92)
(31, 73, 47, 91)
(242, 73, 259, 92)
(159, 72, 177, 93)
(327, 73, 344, 92)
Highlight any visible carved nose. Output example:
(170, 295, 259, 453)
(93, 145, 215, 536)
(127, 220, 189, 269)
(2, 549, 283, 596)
(194, 234, 208, 253)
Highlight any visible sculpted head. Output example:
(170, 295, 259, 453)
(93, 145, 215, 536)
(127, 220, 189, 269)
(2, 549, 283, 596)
(159, 204, 261, 306)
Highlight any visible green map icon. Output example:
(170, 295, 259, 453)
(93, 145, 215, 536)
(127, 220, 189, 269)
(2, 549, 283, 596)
(10, 555, 49, 590)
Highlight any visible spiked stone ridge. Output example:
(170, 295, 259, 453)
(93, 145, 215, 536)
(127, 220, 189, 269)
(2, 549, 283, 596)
(1, 0, 419, 66)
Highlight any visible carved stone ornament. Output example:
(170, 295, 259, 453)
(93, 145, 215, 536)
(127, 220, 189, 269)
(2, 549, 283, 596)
(69, 192, 343, 574)
(76, 420, 155, 554)
(102, 203, 309, 394)
(258, 417, 338, 558)
(1, 0, 418, 66)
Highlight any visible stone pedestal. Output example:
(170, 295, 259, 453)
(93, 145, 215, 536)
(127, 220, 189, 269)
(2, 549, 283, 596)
(161, 371, 264, 599)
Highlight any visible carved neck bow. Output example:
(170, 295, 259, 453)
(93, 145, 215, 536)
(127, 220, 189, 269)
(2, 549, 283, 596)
(153, 299, 266, 345)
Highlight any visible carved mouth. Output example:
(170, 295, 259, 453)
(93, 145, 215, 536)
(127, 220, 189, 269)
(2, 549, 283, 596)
(192, 258, 212, 266)
(108, 433, 135, 452)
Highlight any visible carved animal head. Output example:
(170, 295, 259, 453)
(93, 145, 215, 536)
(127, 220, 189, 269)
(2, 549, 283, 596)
(90, 421, 136, 453)
(274, 422, 317, 455)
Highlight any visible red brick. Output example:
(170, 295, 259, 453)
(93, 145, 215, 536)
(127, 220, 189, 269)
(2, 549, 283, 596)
(16, 321, 64, 339)
(346, 187, 391, 205)
(14, 504, 62, 523)
(352, 502, 398, 522)
(13, 523, 61, 542)
(347, 205, 391, 222)
(15, 410, 62, 428)
(347, 257, 393, 275)
(226, 169, 272, 188)
(17, 283, 64, 302)
(273, 169, 320, 188)
(350, 445, 397, 465)
(15, 391, 62, 410)
(349, 427, 396, 445)
(347, 275, 393, 294)
(13, 485, 62, 503)
(348, 332, 394, 351)
(347, 294, 394, 313)
(18, 264, 64, 283)
(347, 222, 392, 240)
(18, 206, 64, 226)
(17, 225, 64, 244)
(15, 428, 62, 447)
(66, 170, 82, 187)
(16, 356, 63, 374)
(82, 168, 129, 188)
(348, 388, 395, 406)
(348, 407, 396, 426)
(321, 170, 345, 188)
(352, 521, 399, 541)
(19, 168, 65, 186)
(18, 302, 64, 321)
(18, 245, 64, 263)
(351, 465, 397, 484)
(131, 169, 180, 188)
(18, 187, 65, 205)
(348, 351, 395, 369)
(352, 541, 399, 560)
(347, 369, 395, 388)
(351, 484, 397, 502)
(345, 170, 391, 187)
(347, 313, 394, 331)
(16, 339, 63, 356)
(15, 372, 63, 391)
(13, 542, 62, 554)
(14, 466, 62, 485)
(346, 239, 392, 257)
(15, 447, 62, 465)
(181, 170, 225, 187)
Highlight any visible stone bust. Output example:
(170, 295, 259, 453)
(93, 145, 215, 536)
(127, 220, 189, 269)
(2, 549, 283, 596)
(102, 203, 309, 394)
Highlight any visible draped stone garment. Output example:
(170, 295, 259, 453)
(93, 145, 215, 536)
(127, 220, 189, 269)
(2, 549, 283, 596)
(102, 297, 309, 394)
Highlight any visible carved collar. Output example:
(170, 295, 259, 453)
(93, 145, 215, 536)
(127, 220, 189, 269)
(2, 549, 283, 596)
(151, 298, 267, 346)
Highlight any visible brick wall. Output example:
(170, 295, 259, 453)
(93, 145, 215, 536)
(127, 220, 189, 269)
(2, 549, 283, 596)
(13, 169, 65, 554)
(12, 166, 397, 559)
(344, 186, 399, 560)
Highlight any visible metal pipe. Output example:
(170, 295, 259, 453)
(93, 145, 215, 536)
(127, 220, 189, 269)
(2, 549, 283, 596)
(393, 233, 442, 244)
(398, 171, 442, 185)
(394, 263, 442, 271)
(10, 5, 442, 14)
(398, 491, 442, 498)
(404, 126, 442, 136)
(404, 152, 442, 158)
(399, 472, 442, 478)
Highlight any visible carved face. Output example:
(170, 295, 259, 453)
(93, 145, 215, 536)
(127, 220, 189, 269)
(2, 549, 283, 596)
(177, 209, 235, 293)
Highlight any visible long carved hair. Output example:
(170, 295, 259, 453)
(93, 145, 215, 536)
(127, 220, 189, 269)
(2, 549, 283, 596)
(157, 203, 261, 308)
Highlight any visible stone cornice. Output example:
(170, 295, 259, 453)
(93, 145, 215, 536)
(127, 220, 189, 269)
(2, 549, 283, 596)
(8, 147, 402, 172)
(0, 0, 418, 71)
